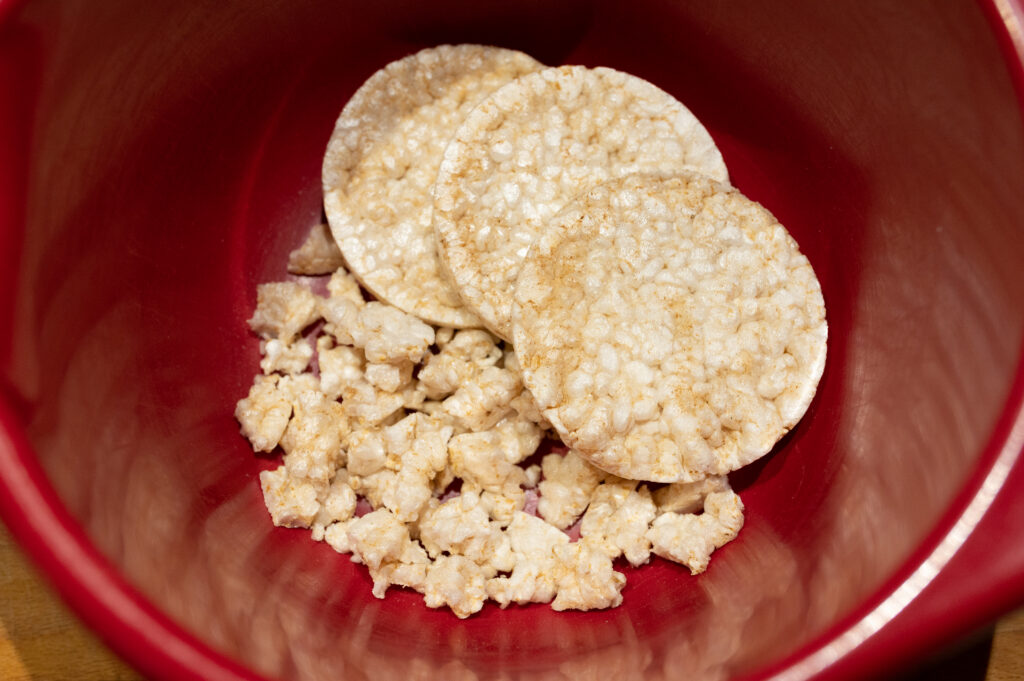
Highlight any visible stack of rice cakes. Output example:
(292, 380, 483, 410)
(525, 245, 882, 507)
(246, 43, 827, 617)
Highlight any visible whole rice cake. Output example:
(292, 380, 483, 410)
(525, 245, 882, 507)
(433, 64, 729, 340)
(512, 173, 827, 483)
(322, 44, 542, 327)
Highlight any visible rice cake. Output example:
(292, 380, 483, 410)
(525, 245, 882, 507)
(322, 45, 542, 327)
(433, 65, 729, 340)
(512, 173, 827, 483)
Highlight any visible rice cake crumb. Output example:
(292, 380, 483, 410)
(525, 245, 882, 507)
(248, 282, 320, 343)
(513, 172, 827, 482)
(551, 539, 626, 611)
(433, 65, 728, 339)
(536, 450, 605, 530)
(287, 223, 346, 275)
(417, 490, 515, 575)
(647, 490, 745, 574)
(424, 554, 489, 618)
(485, 511, 568, 607)
(235, 375, 292, 453)
(260, 338, 313, 376)
(653, 475, 730, 514)
(579, 480, 658, 567)
(259, 465, 321, 528)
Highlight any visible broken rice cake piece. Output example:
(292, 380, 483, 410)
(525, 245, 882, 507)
(647, 488, 745, 575)
(287, 222, 346, 276)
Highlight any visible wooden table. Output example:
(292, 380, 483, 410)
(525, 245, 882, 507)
(1, 524, 1022, 681)
(0, 525, 141, 681)
(989, 611, 1024, 681)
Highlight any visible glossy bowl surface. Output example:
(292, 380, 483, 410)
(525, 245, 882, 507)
(2, 2, 1024, 680)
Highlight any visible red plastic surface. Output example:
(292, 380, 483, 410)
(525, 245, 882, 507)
(2, 2, 1024, 681)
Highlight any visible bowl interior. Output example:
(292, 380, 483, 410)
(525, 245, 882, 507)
(3, 1, 1024, 680)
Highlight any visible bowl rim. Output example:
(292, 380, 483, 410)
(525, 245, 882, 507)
(2, 2, 1024, 680)
(0, 399, 265, 681)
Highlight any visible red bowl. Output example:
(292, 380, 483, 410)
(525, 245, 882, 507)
(2, 2, 1024, 680)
